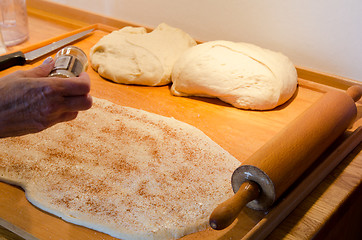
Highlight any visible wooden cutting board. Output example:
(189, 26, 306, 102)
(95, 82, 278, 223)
(0, 1, 361, 239)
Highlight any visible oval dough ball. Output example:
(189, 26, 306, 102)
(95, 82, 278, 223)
(90, 23, 197, 86)
(171, 40, 298, 110)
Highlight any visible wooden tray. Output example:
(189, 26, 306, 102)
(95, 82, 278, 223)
(0, 1, 361, 239)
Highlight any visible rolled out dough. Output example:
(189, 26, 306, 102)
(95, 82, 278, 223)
(0, 97, 240, 240)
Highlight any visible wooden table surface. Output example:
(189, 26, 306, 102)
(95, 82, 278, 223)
(0, 0, 361, 239)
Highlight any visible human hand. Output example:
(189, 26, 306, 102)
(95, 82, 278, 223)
(0, 57, 93, 138)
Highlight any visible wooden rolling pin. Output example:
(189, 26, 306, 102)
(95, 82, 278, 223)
(209, 85, 362, 230)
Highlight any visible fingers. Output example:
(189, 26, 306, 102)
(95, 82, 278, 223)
(50, 72, 91, 97)
(0, 61, 93, 137)
(34, 71, 93, 116)
(63, 94, 93, 112)
(19, 57, 55, 78)
(32, 111, 79, 134)
(57, 111, 79, 123)
(43, 74, 93, 122)
(30, 61, 91, 96)
(9, 60, 91, 97)
(12, 59, 90, 97)
(39, 75, 93, 115)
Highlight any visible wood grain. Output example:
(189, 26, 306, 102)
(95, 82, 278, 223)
(210, 181, 260, 230)
(0, 225, 24, 240)
(243, 127, 362, 239)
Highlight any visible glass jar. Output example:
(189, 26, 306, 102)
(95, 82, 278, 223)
(49, 45, 88, 78)
(0, 0, 29, 46)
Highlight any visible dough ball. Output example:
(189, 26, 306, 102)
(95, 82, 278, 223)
(171, 40, 298, 110)
(90, 23, 197, 86)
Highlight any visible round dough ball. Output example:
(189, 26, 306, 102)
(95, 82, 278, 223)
(171, 40, 298, 110)
(90, 23, 196, 86)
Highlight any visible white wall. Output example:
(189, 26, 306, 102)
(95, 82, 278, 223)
(50, 0, 362, 81)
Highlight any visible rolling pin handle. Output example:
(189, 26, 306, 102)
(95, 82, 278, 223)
(346, 85, 362, 102)
(209, 181, 260, 230)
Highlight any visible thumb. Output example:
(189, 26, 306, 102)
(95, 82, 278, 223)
(23, 57, 55, 78)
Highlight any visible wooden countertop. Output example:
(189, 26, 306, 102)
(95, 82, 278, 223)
(0, 0, 361, 239)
